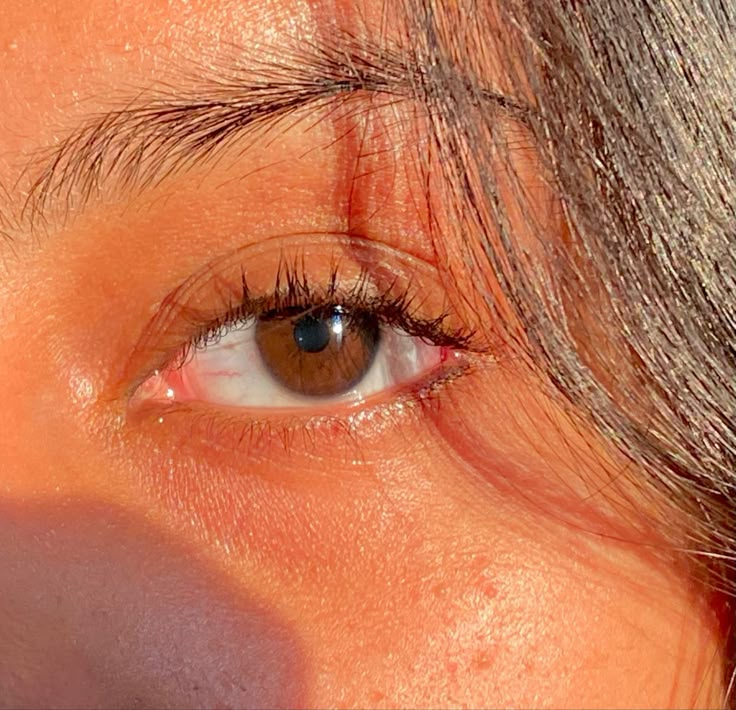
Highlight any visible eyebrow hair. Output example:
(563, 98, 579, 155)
(12, 35, 529, 232)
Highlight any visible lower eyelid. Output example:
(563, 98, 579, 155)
(132, 331, 456, 419)
(127, 355, 473, 461)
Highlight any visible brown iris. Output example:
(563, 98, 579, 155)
(254, 306, 380, 397)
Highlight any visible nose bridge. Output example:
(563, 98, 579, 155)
(0, 293, 94, 498)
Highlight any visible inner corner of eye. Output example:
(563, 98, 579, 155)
(130, 363, 181, 406)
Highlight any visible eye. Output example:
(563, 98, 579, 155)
(255, 306, 381, 398)
(135, 302, 449, 409)
(126, 235, 478, 416)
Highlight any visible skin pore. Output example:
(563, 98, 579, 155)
(0, 0, 728, 707)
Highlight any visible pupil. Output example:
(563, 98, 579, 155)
(293, 313, 332, 353)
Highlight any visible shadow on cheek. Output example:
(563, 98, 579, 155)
(0, 500, 306, 709)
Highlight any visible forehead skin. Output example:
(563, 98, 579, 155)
(0, 0, 727, 708)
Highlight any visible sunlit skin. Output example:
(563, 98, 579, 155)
(0, 0, 727, 708)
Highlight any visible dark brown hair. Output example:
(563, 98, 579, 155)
(399, 0, 735, 700)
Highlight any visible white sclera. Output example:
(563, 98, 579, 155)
(160, 318, 444, 409)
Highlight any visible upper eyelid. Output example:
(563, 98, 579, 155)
(185, 262, 474, 360)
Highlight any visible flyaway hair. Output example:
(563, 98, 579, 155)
(398, 0, 736, 700)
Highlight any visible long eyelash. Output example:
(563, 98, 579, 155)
(182, 257, 475, 358)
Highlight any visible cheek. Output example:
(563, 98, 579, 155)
(108, 425, 723, 708)
(287, 461, 722, 709)
(0, 422, 724, 709)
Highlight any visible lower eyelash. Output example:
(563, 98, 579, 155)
(134, 354, 472, 458)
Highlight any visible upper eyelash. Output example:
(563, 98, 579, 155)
(121, 235, 488, 405)
(183, 258, 475, 358)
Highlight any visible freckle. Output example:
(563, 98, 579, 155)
(472, 649, 494, 671)
(479, 579, 498, 599)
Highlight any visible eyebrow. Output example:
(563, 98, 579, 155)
(12, 36, 529, 232)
